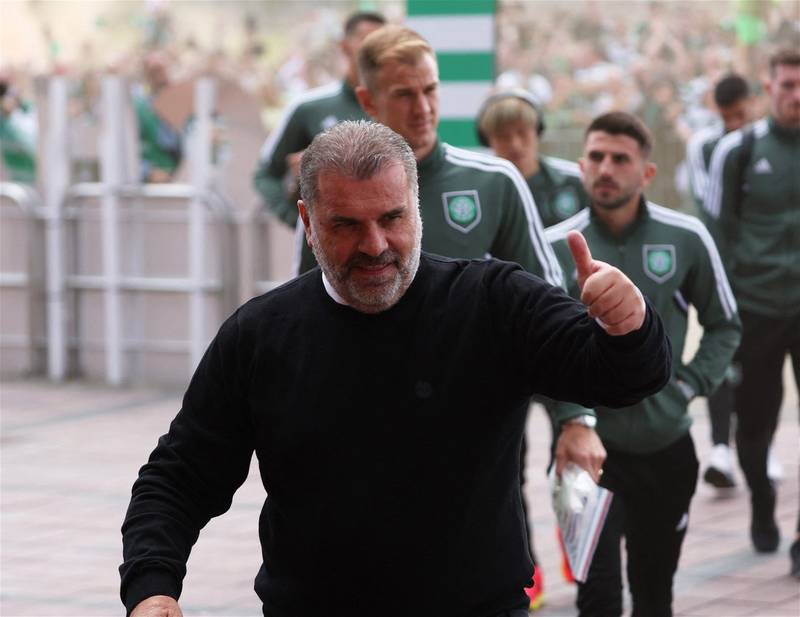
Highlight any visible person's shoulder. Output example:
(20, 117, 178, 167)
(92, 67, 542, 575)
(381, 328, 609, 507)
(289, 81, 346, 111)
(645, 202, 717, 251)
(422, 251, 525, 285)
(542, 155, 581, 179)
(688, 124, 723, 150)
(271, 82, 346, 127)
(714, 118, 769, 162)
(544, 208, 591, 245)
(236, 270, 319, 323)
(441, 143, 524, 182)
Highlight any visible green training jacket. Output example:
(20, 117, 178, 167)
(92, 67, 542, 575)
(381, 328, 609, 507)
(704, 117, 800, 318)
(294, 140, 563, 288)
(546, 200, 741, 454)
(685, 123, 724, 211)
(527, 156, 590, 228)
(254, 81, 367, 228)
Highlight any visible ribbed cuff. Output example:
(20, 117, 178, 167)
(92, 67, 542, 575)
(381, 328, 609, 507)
(123, 570, 180, 617)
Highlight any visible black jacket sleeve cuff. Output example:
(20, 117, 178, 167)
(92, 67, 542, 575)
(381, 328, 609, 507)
(123, 569, 180, 617)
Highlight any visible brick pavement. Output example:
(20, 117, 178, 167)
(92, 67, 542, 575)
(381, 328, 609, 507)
(1, 375, 797, 617)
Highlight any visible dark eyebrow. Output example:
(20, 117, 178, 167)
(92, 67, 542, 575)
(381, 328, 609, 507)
(330, 214, 359, 225)
(381, 207, 406, 219)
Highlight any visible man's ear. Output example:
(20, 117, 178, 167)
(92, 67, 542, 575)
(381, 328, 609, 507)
(355, 85, 376, 118)
(763, 75, 773, 98)
(642, 161, 657, 187)
(298, 200, 313, 248)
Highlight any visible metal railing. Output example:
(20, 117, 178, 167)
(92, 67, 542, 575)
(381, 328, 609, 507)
(0, 182, 46, 377)
(61, 181, 237, 384)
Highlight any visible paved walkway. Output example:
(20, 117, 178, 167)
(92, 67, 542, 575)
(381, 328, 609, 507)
(1, 375, 797, 617)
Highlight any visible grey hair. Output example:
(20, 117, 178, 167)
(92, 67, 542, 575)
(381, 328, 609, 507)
(299, 120, 419, 211)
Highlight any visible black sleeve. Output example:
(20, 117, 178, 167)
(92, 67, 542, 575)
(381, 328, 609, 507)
(489, 264, 671, 408)
(119, 312, 255, 615)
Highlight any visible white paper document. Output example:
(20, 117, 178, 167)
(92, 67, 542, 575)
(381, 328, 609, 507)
(549, 463, 613, 582)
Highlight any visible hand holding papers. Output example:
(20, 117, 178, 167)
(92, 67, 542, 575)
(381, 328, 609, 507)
(549, 462, 613, 582)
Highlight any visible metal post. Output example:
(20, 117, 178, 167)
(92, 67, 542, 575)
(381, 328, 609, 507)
(188, 77, 216, 370)
(99, 75, 125, 385)
(42, 76, 69, 380)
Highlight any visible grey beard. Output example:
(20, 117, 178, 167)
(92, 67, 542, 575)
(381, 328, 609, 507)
(310, 214, 423, 314)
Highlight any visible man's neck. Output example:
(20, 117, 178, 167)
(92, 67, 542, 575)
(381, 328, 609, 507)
(772, 114, 800, 132)
(414, 141, 436, 162)
(521, 156, 540, 179)
(593, 195, 641, 237)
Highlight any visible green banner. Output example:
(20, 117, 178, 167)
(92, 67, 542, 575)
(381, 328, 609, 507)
(407, 0, 494, 16)
(437, 52, 494, 82)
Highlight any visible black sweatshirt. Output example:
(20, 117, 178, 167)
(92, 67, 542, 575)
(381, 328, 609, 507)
(120, 253, 671, 617)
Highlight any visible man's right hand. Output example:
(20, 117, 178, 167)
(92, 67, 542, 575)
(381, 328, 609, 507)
(130, 595, 183, 617)
(554, 423, 606, 483)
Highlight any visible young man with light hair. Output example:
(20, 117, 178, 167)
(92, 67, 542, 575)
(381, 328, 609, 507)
(475, 87, 594, 607)
(476, 88, 590, 228)
(294, 25, 564, 297)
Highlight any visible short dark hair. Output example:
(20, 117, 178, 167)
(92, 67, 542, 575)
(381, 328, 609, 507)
(714, 74, 750, 108)
(585, 111, 653, 157)
(770, 49, 800, 76)
(344, 11, 386, 37)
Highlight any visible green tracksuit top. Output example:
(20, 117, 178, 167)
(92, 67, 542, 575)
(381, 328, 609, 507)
(527, 156, 590, 228)
(254, 81, 368, 228)
(294, 141, 563, 288)
(546, 200, 741, 454)
(705, 117, 800, 318)
(685, 123, 724, 212)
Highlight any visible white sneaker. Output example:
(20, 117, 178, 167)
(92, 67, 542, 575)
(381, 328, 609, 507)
(768, 448, 784, 482)
(703, 444, 736, 489)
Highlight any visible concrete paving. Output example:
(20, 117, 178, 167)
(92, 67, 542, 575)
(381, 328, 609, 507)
(1, 373, 797, 617)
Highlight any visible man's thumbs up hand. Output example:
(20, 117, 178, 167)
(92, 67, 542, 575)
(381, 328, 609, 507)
(566, 230, 646, 336)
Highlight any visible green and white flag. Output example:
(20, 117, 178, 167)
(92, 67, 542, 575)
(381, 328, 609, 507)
(406, 0, 495, 147)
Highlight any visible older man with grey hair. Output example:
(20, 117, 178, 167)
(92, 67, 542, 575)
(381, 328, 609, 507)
(121, 120, 672, 617)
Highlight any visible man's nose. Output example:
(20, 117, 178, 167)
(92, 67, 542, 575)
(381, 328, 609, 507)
(412, 92, 430, 115)
(359, 224, 389, 257)
(598, 155, 614, 175)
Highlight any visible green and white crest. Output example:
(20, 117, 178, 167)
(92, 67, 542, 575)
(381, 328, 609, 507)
(552, 186, 580, 220)
(442, 190, 481, 233)
(643, 244, 676, 283)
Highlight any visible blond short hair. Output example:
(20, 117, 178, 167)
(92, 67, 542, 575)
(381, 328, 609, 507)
(357, 25, 434, 92)
(478, 97, 541, 140)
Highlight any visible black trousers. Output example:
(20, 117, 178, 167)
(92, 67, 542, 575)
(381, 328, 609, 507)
(708, 379, 734, 446)
(734, 309, 800, 506)
(577, 433, 699, 617)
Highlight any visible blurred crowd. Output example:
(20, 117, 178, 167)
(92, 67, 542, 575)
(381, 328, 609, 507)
(496, 0, 798, 138)
(1, 0, 798, 190)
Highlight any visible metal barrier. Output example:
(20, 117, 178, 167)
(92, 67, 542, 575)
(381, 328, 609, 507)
(61, 182, 237, 385)
(0, 182, 46, 377)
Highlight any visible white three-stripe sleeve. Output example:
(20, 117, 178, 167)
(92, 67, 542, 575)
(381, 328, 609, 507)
(705, 118, 768, 220)
(705, 130, 742, 220)
(444, 146, 564, 287)
(648, 204, 737, 320)
(686, 126, 720, 205)
(258, 82, 343, 163)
